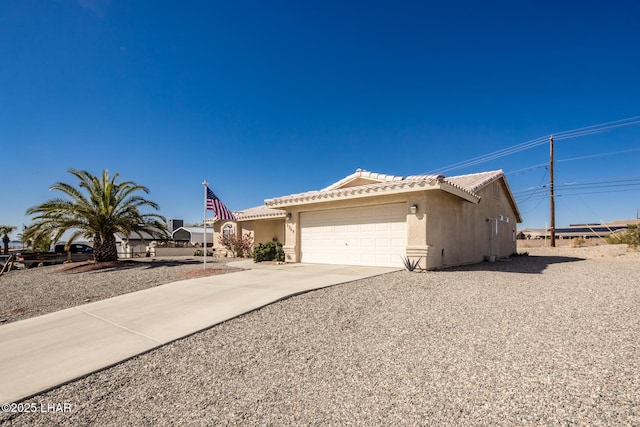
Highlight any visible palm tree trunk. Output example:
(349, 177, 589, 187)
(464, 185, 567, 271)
(2, 235, 9, 255)
(94, 233, 118, 262)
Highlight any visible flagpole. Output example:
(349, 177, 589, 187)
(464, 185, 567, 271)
(202, 180, 208, 270)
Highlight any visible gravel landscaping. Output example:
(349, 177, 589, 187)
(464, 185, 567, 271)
(1, 246, 639, 426)
(0, 257, 243, 325)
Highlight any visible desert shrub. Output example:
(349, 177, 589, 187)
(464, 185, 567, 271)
(608, 225, 640, 249)
(571, 237, 587, 248)
(218, 233, 253, 258)
(193, 249, 213, 256)
(253, 239, 284, 263)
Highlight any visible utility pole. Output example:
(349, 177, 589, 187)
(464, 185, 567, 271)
(549, 135, 556, 247)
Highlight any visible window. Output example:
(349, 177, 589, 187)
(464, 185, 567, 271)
(222, 223, 235, 240)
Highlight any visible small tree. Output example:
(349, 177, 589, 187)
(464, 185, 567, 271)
(607, 224, 640, 249)
(0, 225, 16, 255)
(28, 231, 54, 252)
(218, 232, 253, 258)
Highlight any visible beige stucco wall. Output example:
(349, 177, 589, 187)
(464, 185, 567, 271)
(212, 220, 237, 256)
(424, 180, 517, 268)
(271, 178, 519, 269)
(153, 247, 199, 257)
(212, 219, 285, 257)
(239, 219, 285, 246)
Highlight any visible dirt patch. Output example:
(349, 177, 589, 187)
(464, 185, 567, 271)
(0, 257, 245, 324)
(175, 267, 242, 279)
(56, 260, 137, 273)
(519, 243, 636, 259)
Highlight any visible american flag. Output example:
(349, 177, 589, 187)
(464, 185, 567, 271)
(206, 187, 236, 221)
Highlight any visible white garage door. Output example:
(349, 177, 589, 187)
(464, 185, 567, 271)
(300, 203, 407, 267)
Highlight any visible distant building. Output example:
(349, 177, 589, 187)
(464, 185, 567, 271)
(519, 219, 640, 240)
(167, 219, 184, 232)
(171, 226, 214, 247)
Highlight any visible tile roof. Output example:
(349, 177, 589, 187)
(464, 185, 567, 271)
(443, 170, 504, 193)
(265, 169, 511, 208)
(321, 168, 405, 191)
(235, 205, 287, 221)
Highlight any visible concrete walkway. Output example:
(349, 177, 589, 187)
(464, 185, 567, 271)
(0, 261, 398, 404)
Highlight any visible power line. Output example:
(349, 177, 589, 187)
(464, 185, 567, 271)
(515, 168, 549, 204)
(507, 147, 640, 176)
(514, 176, 640, 199)
(517, 182, 640, 201)
(555, 176, 640, 189)
(427, 136, 549, 175)
(557, 188, 640, 198)
(553, 116, 640, 141)
(427, 116, 640, 175)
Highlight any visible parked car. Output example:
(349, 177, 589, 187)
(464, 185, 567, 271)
(54, 243, 93, 254)
(17, 243, 94, 268)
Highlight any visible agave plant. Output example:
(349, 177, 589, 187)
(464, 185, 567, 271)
(401, 256, 423, 272)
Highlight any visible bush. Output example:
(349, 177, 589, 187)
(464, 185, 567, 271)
(607, 224, 640, 249)
(193, 249, 213, 256)
(253, 240, 284, 263)
(571, 237, 586, 248)
(218, 233, 253, 258)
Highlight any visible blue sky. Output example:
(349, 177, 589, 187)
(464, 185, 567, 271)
(2, 0, 639, 239)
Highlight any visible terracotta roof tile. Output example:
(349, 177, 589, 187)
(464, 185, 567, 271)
(235, 205, 286, 221)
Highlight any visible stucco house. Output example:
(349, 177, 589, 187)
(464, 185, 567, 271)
(217, 169, 521, 269)
(212, 205, 286, 256)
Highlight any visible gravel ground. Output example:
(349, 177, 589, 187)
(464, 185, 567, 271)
(0, 257, 243, 325)
(1, 247, 639, 426)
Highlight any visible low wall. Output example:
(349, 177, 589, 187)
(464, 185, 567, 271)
(153, 247, 202, 257)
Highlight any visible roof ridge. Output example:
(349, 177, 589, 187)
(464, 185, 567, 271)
(321, 169, 404, 191)
(446, 169, 504, 179)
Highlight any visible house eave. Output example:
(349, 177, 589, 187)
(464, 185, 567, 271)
(437, 182, 481, 204)
(236, 212, 287, 221)
(265, 179, 480, 208)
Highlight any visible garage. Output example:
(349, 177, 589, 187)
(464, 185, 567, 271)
(300, 203, 407, 267)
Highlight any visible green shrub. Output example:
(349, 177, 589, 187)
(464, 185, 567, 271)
(608, 224, 640, 249)
(253, 239, 284, 263)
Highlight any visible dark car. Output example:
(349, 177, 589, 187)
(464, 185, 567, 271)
(54, 243, 93, 254)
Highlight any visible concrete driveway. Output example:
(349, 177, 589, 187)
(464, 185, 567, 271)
(0, 261, 398, 404)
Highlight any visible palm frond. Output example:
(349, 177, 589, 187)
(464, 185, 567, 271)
(24, 169, 166, 262)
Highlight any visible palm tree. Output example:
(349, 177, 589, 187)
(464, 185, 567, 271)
(24, 169, 167, 263)
(0, 225, 16, 255)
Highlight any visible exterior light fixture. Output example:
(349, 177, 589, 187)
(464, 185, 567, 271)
(410, 204, 418, 214)
(286, 212, 292, 220)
